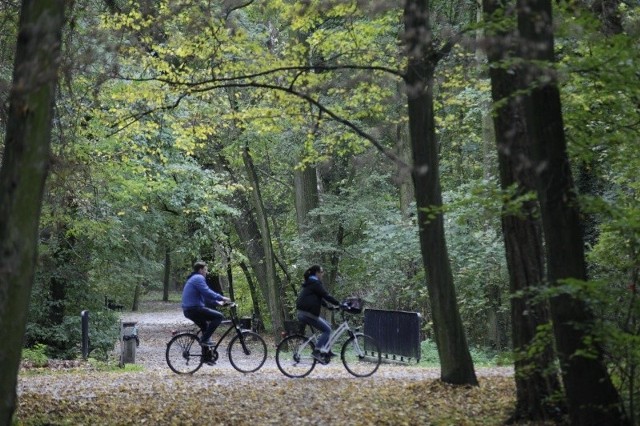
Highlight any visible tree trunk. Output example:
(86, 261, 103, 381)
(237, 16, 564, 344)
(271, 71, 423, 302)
(325, 223, 344, 295)
(232, 197, 270, 299)
(482, 0, 564, 420)
(243, 146, 286, 337)
(294, 165, 319, 235)
(0, 1, 65, 423)
(131, 282, 141, 312)
(163, 246, 171, 302)
(225, 251, 237, 318)
(394, 83, 414, 220)
(240, 261, 263, 329)
(516, 0, 628, 423)
(403, 0, 478, 386)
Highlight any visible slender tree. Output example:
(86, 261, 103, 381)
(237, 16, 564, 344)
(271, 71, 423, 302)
(516, 0, 628, 423)
(403, 0, 478, 385)
(0, 0, 65, 423)
(242, 146, 286, 336)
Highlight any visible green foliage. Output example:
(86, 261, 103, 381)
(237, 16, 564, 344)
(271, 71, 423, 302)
(419, 339, 509, 367)
(444, 179, 510, 348)
(21, 344, 49, 368)
(25, 294, 120, 361)
(88, 311, 121, 361)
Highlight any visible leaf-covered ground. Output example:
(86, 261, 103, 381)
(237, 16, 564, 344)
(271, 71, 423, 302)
(15, 305, 553, 425)
(17, 366, 521, 425)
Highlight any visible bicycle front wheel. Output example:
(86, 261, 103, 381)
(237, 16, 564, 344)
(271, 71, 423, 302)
(228, 330, 268, 373)
(275, 334, 316, 378)
(341, 333, 381, 377)
(166, 332, 203, 374)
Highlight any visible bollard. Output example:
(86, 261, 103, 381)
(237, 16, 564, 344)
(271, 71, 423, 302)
(121, 321, 138, 364)
(81, 310, 89, 360)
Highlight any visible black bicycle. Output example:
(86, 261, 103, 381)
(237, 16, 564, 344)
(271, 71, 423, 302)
(166, 302, 267, 374)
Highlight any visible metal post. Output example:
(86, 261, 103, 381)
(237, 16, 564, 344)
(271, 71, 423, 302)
(81, 310, 89, 360)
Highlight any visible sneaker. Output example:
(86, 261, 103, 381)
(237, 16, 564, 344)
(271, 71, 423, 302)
(200, 339, 214, 346)
(312, 350, 329, 364)
(204, 360, 216, 366)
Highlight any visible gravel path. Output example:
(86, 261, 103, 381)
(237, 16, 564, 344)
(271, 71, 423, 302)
(117, 304, 513, 379)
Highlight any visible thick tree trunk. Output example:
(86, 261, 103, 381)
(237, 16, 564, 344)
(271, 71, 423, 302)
(403, 0, 477, 386)
(0, 1, 65, 423)
(482, 0, 563, 420)
(517, 1, 628, 423)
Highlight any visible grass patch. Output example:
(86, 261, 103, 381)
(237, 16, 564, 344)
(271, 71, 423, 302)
(417, 339, 511, 367)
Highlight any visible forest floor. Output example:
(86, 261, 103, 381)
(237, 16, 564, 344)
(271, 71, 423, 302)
(14, 300, 555, 426)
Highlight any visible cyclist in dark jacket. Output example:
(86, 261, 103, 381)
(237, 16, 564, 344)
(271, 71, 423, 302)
(296, 265, 340, 360)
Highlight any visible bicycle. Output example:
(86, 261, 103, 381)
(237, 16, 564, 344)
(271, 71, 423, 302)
(275, 298, 381, 378)
(166, 302, 267, 374)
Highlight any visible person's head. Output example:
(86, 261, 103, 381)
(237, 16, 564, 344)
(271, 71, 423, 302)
(193, 261, 208, 276)
(304, 265, 324, 280)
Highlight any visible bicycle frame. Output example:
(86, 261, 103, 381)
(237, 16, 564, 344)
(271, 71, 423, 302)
(302, 310, 359, 354)
(207, 305, 253, 355)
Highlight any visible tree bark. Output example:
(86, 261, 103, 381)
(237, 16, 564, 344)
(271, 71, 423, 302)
(240, 261, 263, 330)
(293, 165, 319, 235)
(163, 246, 171, 302)
(243, 146, 286, 337)
(403, 0, 477, 386)
(516, 0, 628, 423)
(0, 1, 65, 423)
(482, 0, 563, 420)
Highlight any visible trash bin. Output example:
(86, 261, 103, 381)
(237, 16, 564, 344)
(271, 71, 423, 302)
(121, 321, 138, 364)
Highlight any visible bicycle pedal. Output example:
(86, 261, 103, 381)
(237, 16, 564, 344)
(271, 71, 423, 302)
(312, 353, 330, 364)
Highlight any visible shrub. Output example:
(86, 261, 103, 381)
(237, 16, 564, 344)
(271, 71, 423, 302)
(22, 343, 49, 368)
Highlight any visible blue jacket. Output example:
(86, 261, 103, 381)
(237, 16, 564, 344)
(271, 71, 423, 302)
(182, 273, 225, 309)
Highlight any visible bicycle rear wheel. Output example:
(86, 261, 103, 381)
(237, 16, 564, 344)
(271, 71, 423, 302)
(341, 333, 381, 377)
(166, 332, 204, 374)
(228, 330, 268, 373)
(275, 334, 316, 378)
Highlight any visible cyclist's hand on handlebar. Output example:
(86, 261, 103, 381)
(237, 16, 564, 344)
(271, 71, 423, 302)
(218, 297, 235, 307)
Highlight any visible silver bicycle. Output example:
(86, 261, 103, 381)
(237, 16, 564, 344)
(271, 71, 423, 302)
(275, 298, 381, 378)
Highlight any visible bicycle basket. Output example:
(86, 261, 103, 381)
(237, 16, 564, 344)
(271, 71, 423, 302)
(342, 297, 364, 314)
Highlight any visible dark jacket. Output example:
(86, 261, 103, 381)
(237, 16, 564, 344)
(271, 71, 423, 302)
(296, 275, 340, 317)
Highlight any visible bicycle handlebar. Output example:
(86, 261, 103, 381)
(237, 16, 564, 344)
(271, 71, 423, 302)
(326, 303, 352, 312)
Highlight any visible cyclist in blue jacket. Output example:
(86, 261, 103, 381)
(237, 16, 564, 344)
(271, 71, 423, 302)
(182, 261, 230, 348)
(296, 264, 340, 361)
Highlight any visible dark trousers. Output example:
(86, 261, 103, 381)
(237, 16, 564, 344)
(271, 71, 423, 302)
(184, 307, 224, 342)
